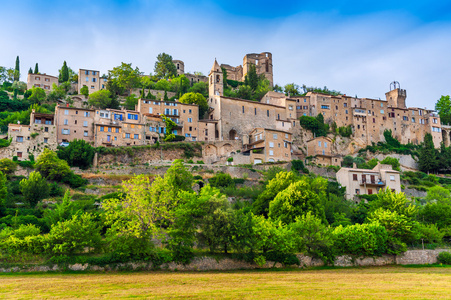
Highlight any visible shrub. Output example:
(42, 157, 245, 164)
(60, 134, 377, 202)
(57, 139, 95, 170)
(437, 251, 451, 264)
(209, 173, 235, 188)
(333, 223, 388, 256)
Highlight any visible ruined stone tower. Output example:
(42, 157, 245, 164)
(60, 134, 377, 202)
(242, 52, 273, 87)
(385, 81, 406, 108)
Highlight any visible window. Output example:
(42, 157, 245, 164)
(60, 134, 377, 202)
(433, 127, 441, 132)
(353, 174, 358, 181)
(255, 108, 257, 115)
(273, 133, 278, 139)
(92, 78, 97, 82)
(289, 105, 293, 111)
(84, 131, 88, 137)
(35, 76, 40, 80)
(45, 120, 52, 125)
(242, 106, 245, 113)
(108, 127, 112, 132)
(285, 134, 289, 138)
(84, 112, 90, 117)
(62, 129, 70, 135)
(390, 175, 395, 181)
(269, 150, 274, 156)
(86, 77, 89, 82)
(134, 134, 139, 139)
(403, 116, 408, 121)
(324, 142, 327, 148)
(318, 141, 322, 147)
(91, 86, 94, 89)
(64, 110, 69, 115)
(16, 136, 23, 142)
(92, 71, 96, 76)
(85, 70, 89, 75)
(355, 189, 360, 195)
(185, 133, 191, 137)
(17, 152, 22, 158)
(125, 133, 130, 138)
(433, 118, 438, 124)
(368, 189, 373, 195)
(188, 118, 192, 123)
(114, 114, 122, 121)
(344, 103, 347, 107)
(44, 127, 48, 132)
(149, 107, 153, 114)
(100, 127, 104, 132)
(83, 121, 88, 127)
(44, 138, 48, 143)
(267, 110, 269, 117)
(269, 142, 274, 148)
(127, 114, 138, 120)
(284, 142, 288, 148)
(64, 119, 68, 125)
(321, 105, 330, 109)
(189, 109, 192, 114)
(412, 117, 415, 123)
(304, 99, 307, 102)
(115, 128, 119, 133)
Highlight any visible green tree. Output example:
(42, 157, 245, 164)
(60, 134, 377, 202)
(108, 62, 142, 96)
(58, 61, 69, 83)
(435, 95, 451, 125)
(19, 171, 49, 207)
(253, 171, 299, 217)
(333, 222, 388, 256)
(46, 83, 67, 102)
(14, 56, 20, 81)
(208, 173, 235, 189)
(28, 67, 32, 74)
(43, 190, 78, 229)
(236, 85, 253, 100)
(244, 64, 259, 91)
(268, 177, 327, 224)
(48, 212, 102, 254)
(188, 81, 208, 98)
(380, 156, 401, 171)
(154, 53, 177, 79)
(28, 86, 46, 104)
(0, 171, 7, 207)
(161, 114, 177, 141)
(170, 75, 190, 97)
(34, 63, 39, 74)
(284, 83, 301, 97)
(179, 92, 208, 118)
(88, 89, 114, 109)
(418, 133, 438, 173)
(80, 85, 89, 97)
(289, 212, 335, 262)
(154, 79, 171, 91)
(57, 139, 95, 169)
(35, 149, 71, 181)
(124, 93, 139, 110)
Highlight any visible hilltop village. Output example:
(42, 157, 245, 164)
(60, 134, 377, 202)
(0, 52, 448, 200)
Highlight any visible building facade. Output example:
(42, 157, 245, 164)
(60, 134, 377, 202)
(27, 73, 58, 91)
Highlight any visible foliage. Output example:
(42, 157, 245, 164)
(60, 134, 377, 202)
(47, 212, 102, 254)
(179, 92, 208, 118)
(209, 173, 235, 189)
(435, 95, 451, 125)
(418, 133, 438, 173)
(80, 85, 89, 97)
(58, 61, 69, 83)
(27, 86, 46, 104)
(161, 114, 177, 142)
(268, 176, 327, 224)
(154, 53, 177, 79)
(0, 158, 16, 175)
(188, 82, 208, 98)
(333, 222, 388, 256)
(291, 159, 308, 173)
(19, 171, 49, 207)
(57, 139, 95, 169)
(338, 125, 352, 137)
(88, 89, 115, 109)
(124, 93, 139, 110)
(35, 149, 71, 181)
(437, 251, 451, 264)
(108, 62, 142, 95)
(0, 171, 7, 207)
(380, 156, 401, 171)
(299, 115, 329, 137)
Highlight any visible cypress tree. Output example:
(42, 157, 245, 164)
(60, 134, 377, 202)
(14, 56, 20, 81)
(34, 63, 39, 74)
(59, 61, 69, 83)
(28, 68, 32, 74)
(418, 133, 439, 173)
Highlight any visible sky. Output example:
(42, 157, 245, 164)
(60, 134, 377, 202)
(1, 0, 451, 109)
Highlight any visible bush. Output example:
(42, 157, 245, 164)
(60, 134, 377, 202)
(338, 125, 352, 137)
(209, 173, 235, 188)
(61, 172, 87, 188)
(57, 139, 95, 170)
(333, 223, 388, 256)
(437, 251, 451, 264)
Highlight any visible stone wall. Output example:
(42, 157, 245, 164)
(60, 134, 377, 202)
(2, 249, 450, 273)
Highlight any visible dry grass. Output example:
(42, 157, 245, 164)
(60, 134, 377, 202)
(1, 266, 450, 299)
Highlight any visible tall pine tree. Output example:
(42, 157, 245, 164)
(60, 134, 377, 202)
(28, 68, 33, 74)
(418, 133, 439, 173)
(34, 63, 39, 74)
(59, 61, 69, 82)
(14, 56, 20, 81)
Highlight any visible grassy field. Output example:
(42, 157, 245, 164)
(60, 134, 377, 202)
(1, 266, 450, 299)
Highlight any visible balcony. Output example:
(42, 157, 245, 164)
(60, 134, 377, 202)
(360, 179, 385, 186)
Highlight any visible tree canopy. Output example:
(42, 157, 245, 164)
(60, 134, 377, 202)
(154, 53, 177, 79)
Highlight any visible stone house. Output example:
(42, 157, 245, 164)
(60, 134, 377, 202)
(136, 99, 199, 141)
(336, 163, 401, 201)
(306, 136, 342, 166)
(78, 69, 106, 94)
(27, 73, 58, 91)
(221, 52, 274, 87)
(8, 110, 57, 160)
(54, 105, 95, 145)
(242, 128, 292, 164)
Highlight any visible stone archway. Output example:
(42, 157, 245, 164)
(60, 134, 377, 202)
(229, 129, 237, 140)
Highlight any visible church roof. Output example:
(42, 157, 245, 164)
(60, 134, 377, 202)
(210, 59, 221, 73)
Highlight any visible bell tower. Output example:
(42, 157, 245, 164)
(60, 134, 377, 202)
(209, 59, 223, 98)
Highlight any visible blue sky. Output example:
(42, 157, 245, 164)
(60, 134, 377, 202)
(1, 0, 450, 108)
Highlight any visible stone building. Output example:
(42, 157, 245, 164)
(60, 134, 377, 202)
(295, 84, 442, 149)
(220, 52, 274, 87)
(172, 59, 208, 85)
(306, 136, 341, 166)
(136, 98, 199, 141)
(78, 69, 106, 94)
(336, 163, 401, 201)
(7, 110, 57, 160)
(242, 128, 292, 164)
(54, 105, 96, 145)
(27, 73, 58, 91)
